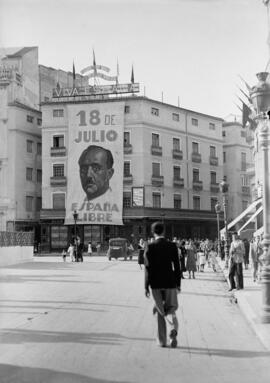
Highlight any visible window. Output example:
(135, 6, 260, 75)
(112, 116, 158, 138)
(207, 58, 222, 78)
(174, 194, 182, 209)
(223, 175, 227, 181)
(192, 118, 198, 126)
(123, 192, 131, 208)
(192, 142, 199, 153)
(124, 132, 130, 146)
(242, 200, 248, 211)
(37, 169, 42, 183)
(152, 133, 160, 147)
(53, 109, 64, 117)
(37, 142, 42, 155)
(210, 171, 217, 184)
(211, 198, 218, 212)
(222, 131, 226, 137)
(152, 193, 161, 208)
(27, 115, 34, 123)
(152, 162, 161, 177)
(241, 175, 249, 186)
(173, 166, 181, 180)
(241, 152, 247, 171)
(193, 168, 200, 182)
(53, 164, 64, 177)
(151, 107, 159, 116)
(27, 140, 33, 153)
(26, 196, 34, 211)
(223, 151, 226, 163)
(124, 162, 131, 177)
(172, 113, 179, 121)
(241, 130, 246, 137)
(26, 167, 33, 181)
(37, 118, 42, 126)
(124, 105, 130, 114)
(193, 196, 200, 210)
(53, 193, 65, 209)
(209, 122, 215, 130)
(36, 197, 42, 211)
(210, 146, 216, 157)
(173, 138, 180, 151)
(53, 135, 64, 148)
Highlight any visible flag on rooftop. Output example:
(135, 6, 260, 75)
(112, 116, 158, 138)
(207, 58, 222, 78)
(131, 65, 134, 84)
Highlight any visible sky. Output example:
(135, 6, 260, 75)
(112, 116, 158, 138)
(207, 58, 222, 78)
(0, 0, 269, 118)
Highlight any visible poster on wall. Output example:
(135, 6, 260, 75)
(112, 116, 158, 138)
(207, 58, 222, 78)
(65, 102, 124, 225)
(132, 187, 144, 207)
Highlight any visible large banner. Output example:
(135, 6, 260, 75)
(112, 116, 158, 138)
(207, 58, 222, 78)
(65, 102, 124, 225)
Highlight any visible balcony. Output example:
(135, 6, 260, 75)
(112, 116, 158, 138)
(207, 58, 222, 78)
(151, 145, 162, 156)
(191, 152, 202, 163)
(173, 178, 184, 188)
(172, 149, 183, 160)
(192, 180, 203, 191)
(123, 174, 133, 184)
(209, 156, 218, 166)
(246, 163, 255, 176)
(50, 146, 67, 157)
(242, 186, 251, 195)
(50, 176, 67, 187)
(210, 183, 220, 193)
(124, 144, 133, 154)
(151, 175, 164, 186)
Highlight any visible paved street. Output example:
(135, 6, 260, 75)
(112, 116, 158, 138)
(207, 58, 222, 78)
(1, 256, 270, 383)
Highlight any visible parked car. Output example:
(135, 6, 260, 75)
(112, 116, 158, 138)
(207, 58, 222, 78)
(107, 238, 132, 260)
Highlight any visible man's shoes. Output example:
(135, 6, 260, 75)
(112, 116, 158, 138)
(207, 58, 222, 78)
(153, 306, 157, 315)
(169, 329, 178, 348)
(228, 288, 233, 292)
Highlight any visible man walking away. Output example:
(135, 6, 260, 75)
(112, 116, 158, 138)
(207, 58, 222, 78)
(144, 222, 181, 348)
(228, 232, 245, 291)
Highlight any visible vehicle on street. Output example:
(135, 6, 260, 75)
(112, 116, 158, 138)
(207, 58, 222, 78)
(107, 238, 132, 261)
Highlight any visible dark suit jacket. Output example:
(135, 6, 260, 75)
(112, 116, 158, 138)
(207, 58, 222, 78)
(144, 237, 181, 290)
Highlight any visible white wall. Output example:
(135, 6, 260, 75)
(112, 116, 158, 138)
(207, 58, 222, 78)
(0, 246, 33, 266)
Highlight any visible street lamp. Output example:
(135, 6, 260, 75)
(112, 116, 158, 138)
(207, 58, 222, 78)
(219, 179, 229, 268)
(250, 71, 270, 323)
(215, 202, 222, 258)
(73, 210, 78, 261)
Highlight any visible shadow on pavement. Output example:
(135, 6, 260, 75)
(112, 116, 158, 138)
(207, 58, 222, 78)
(0, 364, 132, 383)
(0, 329, 153, 345)
(0, 274, 101, 284)
(181, 291, 229, 299)
(180, 346, 270, 358)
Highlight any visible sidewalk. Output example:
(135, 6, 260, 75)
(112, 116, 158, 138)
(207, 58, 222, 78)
(218, 258, 270, 351)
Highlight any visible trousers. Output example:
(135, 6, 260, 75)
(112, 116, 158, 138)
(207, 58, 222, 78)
(151, 288, 179, 346)
(228, 262, 244, 289)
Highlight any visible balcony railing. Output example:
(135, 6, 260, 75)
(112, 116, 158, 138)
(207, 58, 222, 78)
(124, 144, 133, 154)
(50, 176, 67, 186)
(191, 152, 202, 163)
(209, 156, 218, 166)
(192, 180, 203, 191)
(151, 145, 162, 156)
(123, 174, 133, 184)
(173, 178, 184, 188)
(242, 186, 250, 195)
(50, 147, 67, 157)
(172, 149, 183, 160)
(151, 175, 164, 186)
(210, 183, 220, 193)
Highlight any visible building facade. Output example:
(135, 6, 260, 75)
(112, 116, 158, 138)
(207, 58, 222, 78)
(0, 47, 42, 236)
(40, 89, 225, 251)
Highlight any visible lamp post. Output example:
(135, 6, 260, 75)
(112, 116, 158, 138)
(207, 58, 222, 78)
(73, 210, 78, 261)
(215, 202, 222, 258)
(250, 71, 270, 323)
(219, 179, 229, 268)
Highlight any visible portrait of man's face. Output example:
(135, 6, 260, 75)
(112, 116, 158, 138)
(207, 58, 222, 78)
(79, 145, 114, 201)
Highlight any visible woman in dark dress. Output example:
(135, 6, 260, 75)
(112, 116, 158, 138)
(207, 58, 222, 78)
(138, 238, 145, 268)
(179, 240, 187, 279)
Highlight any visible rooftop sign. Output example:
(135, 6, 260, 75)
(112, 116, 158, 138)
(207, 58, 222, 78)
(52, 83, 139, 98)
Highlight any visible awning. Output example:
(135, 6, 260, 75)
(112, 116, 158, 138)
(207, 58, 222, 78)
(253, 226, 263, 238)
(237, 205, 263, 234)
(220, 198, 262, 235)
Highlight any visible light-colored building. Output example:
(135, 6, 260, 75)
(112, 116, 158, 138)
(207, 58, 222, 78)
(40, 85, 224, 251)
(0, 47, 42, 234)
(222, 120, 253, 226)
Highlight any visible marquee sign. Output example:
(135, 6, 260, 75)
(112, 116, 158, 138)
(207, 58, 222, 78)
(52, 83, 139, 98)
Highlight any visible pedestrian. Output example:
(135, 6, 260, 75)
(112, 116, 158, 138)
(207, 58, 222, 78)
(249, 236, 263, 283)
(228, 232, 245, 291)
(138, 238, 145, 268)
(77, 241, 84, 262)
(62, 249, 67, 262)
(67, 243, 75, 262)
(179, 240, 187, 279)
(96, 242, 101, 256)
(186, 240, 197, 279)
(198, 248, 206, 272)
(144, 221, 181, 348)
(243, 238, 250, 270)
(87, 241, 92, 256)
(208, 246, 217, 272)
